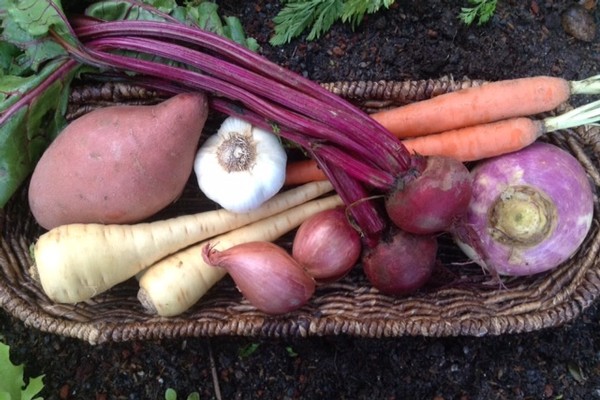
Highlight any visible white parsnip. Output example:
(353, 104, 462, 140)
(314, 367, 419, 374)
(31, 180, 333, 304)
(137, 194, 343, 317)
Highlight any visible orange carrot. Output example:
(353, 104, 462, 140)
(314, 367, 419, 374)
(286, 120, 537, 183)
(284, 98, 600, 184)
(371, 75, 600, 138)
(284, 159, 326, 186)
(285, 161, 325, 184)
(401, 118, 542, 161)
(285, 119, 540, 183)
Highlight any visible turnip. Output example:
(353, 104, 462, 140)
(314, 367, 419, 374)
(453, 142, 594, 276)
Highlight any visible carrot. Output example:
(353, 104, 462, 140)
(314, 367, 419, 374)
(137, 194, 344, 317)
(30, 180, 333, 304)
(284, 98, 600, 183)
(371, 74, 600, 138)
(404, 97, 600, 161)
(401, 118, 542, 161)
(284, 159, 327, 186)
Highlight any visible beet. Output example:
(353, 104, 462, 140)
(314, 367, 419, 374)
(362, 229, 438, 296)
(385, 156, 472, 235)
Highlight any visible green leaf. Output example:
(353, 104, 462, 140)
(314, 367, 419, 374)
(146, 0, 177, 12)
(0, 60, 74, 207)
(0, 342, 45, 400)
(223, 15, 259, 52)
(84, 0, 258, 51)
(306, 0, 342, 41)
(270, 0, 394, 45)
(8, 0, 68, 37)
(193, 2, 225, 35)
(0, 42, 20, 75)
(459, 7, 477, 25)
(238, 342, 260, 358)
(165, 388, 177, 400)
(285, 346, 298, 357)
(342, 0, 395, 27)
(85, 0, 176, 22)
(458, 0, 497, 26)
(270, 0, 334, 46)
(1, 4, 68, 74)
(21, 375, 45, 400)
(0, 342, 23, 400)
(341, 0, 369, 27)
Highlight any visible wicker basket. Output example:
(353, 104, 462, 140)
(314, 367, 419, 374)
(2, 77, 600, 345)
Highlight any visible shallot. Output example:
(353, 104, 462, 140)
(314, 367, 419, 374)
(292, 207, 362, 282)
(202, 241, 315, 314)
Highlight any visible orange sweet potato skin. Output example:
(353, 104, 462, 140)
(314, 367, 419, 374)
(28, 92, 209, 230)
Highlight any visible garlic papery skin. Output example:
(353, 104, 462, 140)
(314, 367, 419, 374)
(194, 116, 287, 213)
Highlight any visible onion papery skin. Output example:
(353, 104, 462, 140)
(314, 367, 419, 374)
(385, 156, 473, 235)
(202, 241, 315, 314)
(453, 142, 594, 276)
(292, 207, 362, 282)
(362, 229, 438, 296)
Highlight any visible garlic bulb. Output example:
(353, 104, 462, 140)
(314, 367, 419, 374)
(194, 116, 287, 213)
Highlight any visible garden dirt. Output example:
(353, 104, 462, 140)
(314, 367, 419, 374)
(1, 1, 600, 399)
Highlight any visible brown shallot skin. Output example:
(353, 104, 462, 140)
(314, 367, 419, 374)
(202, 241, 315, 314)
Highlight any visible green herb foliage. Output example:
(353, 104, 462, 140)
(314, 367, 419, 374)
(270, 0, 395, 45)
(458, 0, 497, 26)
(164, 388, 200, 400)
(0, 0, 257, 208)
(0, 342, 45, 400)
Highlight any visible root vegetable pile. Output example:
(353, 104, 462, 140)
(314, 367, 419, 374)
(3, 0, 600, 316)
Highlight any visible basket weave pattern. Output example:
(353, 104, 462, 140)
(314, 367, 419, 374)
(1, 78, 599, 345)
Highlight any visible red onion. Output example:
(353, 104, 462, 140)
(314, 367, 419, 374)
(362, 229, 438, 295)
(292, 207, 362, 282)
(202, 241, 315, 314)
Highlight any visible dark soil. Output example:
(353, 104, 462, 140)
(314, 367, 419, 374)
(2, 1, 600, 399)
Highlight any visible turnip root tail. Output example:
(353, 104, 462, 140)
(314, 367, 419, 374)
(137, 194, 344, 317)
(31, 181, 333, 304)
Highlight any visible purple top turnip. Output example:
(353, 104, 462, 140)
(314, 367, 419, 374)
(453, 142, 594, 276)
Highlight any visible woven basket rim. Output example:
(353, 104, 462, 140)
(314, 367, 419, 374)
(2, 77, 600, 345)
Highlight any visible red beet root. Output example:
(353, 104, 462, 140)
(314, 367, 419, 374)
(362, 229, 438, 296)
(385, 156, 472, 235)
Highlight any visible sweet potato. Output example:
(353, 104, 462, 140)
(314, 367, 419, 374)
(28, 92, 209, 230)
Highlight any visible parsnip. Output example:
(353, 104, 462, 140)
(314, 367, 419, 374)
(137, 194, 343, 317)
(31, 181, 333, 304)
